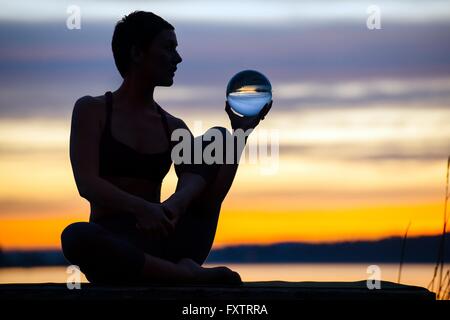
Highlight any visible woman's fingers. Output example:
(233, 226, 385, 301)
(225, 101, 237, 119)
(259, 100, 272, 120)
(158, 226, 169, 239)
(225, 100, 272, 131)
(136, 221, 171, 239)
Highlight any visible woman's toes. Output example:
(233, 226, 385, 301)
(211, 266, 242, 285)
(176, 259, 242, 285)
(224, 269, 242, 285)
(230, 271, 243, 284)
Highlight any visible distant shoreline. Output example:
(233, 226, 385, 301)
(1, 233, 448, 267)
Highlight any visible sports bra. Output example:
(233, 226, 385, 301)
(98, 91, 172, 182)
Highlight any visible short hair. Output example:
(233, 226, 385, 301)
(112, 11, 174, 78)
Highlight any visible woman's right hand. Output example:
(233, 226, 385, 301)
(225, 100, 272, 132)
(134, 202, 175, 239)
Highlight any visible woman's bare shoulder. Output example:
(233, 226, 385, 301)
(74, 94, 105, 110)
(72, 94, 106, 120)
(160, 107, 190, 131)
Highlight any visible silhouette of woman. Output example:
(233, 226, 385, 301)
(61, 11, 271, 285)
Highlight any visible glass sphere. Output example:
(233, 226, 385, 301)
(226, 70, 272, 117)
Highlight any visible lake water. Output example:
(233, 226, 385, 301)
(0, 263, 446, 295)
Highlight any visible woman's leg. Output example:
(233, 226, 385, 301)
(61, 221, 241, 284)
(61, 222, 191, 284)
(163, 127, 245, 265)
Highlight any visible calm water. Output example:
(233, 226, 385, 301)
(0, 263, 445, 293)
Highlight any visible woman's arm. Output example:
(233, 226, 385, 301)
(70, 96, 145, 211)
(162, 101, 272, 222)
(162, 172, 207, 221)
(70, 96, 174, 237)
(161, 118, 209, 221)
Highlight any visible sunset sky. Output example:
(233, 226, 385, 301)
(0, 0, 449, 250)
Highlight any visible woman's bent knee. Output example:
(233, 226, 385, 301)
(60, 222, 100, 264)
(205, 126, 231, 141)
(60, 222, 146, 284)
(61, 222, 95, 246)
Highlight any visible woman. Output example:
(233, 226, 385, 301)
(61, 11, 271, 285)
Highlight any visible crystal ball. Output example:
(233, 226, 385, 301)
(226, 70, 272, 117)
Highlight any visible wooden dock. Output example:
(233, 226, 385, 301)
(0, 280, 435, 301)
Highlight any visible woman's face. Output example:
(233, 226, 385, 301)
(139, 29, 182, 87)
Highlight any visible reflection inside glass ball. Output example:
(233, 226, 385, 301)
(226, 70, 272, 117)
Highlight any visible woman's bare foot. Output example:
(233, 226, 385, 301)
(177, 258, 242, 285)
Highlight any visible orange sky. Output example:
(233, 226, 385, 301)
(0, 109, 448, 250)
(0, 202, 445, 250)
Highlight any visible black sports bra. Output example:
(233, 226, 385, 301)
(98, 91, 172, 182)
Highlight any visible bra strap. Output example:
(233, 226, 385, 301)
(156, 104, 173, 148)
(104, 91, 113, 130)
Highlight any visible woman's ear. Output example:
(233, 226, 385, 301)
(130, 45, 143, 65)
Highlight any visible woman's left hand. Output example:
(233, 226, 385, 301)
(225, 100, 272, 132)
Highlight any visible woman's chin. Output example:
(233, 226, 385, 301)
(157, 78, 174, 87)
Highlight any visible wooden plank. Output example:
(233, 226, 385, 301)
(0, 280, 435, 301)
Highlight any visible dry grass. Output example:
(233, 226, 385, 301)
(397, 220, 411, 284)
(427, 156, 449, 300)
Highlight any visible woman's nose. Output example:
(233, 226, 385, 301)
(175, 51, 182, 64)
